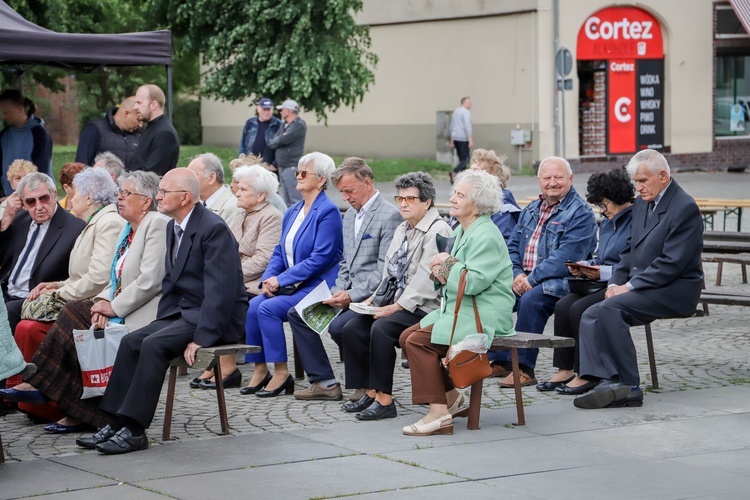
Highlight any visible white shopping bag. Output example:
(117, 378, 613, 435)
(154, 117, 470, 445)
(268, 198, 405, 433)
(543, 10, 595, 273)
(73, 324, 128, 399)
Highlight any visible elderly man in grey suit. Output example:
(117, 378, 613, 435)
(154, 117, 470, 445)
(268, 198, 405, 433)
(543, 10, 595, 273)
(289, 157, 402, 401)
(574, 149, 703, 409)
(187, 153, 240, 224)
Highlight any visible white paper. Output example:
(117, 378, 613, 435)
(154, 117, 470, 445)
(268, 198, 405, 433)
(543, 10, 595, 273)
(293, 281, 340, 335)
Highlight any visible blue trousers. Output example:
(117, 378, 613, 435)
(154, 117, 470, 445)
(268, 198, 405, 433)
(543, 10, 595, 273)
(492, 285, 559, 371)
(289, 307, 358, 382)
(245, 286, 314, 364)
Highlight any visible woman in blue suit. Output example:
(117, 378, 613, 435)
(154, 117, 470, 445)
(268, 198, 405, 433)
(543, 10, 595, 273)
(241, 152, 343, 398)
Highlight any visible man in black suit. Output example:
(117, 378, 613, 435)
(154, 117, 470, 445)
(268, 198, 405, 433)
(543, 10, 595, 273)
(76, 168, 248, 454)
(575, 149, 703, 409)
(0, 172, 85, 333)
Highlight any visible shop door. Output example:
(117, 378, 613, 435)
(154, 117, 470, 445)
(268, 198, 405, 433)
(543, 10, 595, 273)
(576, 7, 664, 156)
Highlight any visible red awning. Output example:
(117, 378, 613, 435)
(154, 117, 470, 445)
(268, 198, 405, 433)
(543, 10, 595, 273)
(730, 0, 750, 35)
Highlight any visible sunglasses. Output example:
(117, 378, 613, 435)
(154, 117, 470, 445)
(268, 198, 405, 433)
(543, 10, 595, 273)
(394, 195, 420, 205)
(24, 194, 51, 207)
(293, 169, 314, 179)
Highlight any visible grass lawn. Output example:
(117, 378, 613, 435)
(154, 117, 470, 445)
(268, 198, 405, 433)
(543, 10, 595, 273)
(51, 145, 455, 186)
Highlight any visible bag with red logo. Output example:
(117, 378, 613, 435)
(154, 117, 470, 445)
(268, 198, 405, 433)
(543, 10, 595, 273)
(73, 324, 128, 399)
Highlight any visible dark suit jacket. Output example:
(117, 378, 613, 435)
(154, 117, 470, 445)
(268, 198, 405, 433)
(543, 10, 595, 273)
(0, 207, 85, 297)
(610, 179, 703, 317)
(156, 203, 248, 347)
(129, 114, 180, 176)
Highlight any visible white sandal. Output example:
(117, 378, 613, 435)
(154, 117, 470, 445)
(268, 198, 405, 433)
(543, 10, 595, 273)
(447, 393, 465, 416)
(402, 414, 453, 436)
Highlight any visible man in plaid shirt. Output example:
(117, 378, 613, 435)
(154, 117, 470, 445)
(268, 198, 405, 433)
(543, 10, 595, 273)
(492, 157, 597, 388)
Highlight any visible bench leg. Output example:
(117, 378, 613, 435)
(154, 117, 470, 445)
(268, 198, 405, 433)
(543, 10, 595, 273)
(0, 431, 4, 463)
(510, 347, 525, 426)
(214, 362, 230, 435)
(162, 366, 178, 441)
(293, 339, 305, 380)
(716, 262, 723, 286)
(743, 264, 748, 284)
(466, 379, 483, 430)
(644, 323, 659, 390)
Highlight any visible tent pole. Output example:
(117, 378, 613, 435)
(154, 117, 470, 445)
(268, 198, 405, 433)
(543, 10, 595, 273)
(166, 65, 173, 122)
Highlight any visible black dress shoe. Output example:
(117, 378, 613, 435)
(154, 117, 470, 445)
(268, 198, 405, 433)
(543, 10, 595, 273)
(355, 401, 397, 421)
(343, 393, 375, 413)
(536, 375, 575, 392)
(0, 388, 48, 404)
(76, 424, 117, 449)
(44, 422, 89, 434)
(239, 372, 272, 395)
(189, 375, 212, 389)
(255, 375, 294, 398)
(199, 369, 242, 390)
(555, 380, 598, 395)
(96, 427, 149, 455)
(606, 387, 644, 408)
(574, 380, 632, 409)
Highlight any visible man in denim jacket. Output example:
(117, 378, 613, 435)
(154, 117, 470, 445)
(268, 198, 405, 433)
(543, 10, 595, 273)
(238, 97, 282, 166)
(493, 157, 597, 388)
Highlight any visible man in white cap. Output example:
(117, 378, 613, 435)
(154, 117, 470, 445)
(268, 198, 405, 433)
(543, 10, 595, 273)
(268, 99, 306, 205)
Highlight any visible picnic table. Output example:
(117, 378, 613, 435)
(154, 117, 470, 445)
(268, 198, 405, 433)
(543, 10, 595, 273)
(693, 198, 750, 232)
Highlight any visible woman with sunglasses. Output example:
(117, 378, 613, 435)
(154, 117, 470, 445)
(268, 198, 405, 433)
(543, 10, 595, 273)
(341, 171, 452, 421)
(537, 167, 634, 395)
(241, 152, 343, 397)
(1, 171, 168, 433)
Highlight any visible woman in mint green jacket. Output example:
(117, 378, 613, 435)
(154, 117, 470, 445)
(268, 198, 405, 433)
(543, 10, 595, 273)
(400, 169, 515, 436)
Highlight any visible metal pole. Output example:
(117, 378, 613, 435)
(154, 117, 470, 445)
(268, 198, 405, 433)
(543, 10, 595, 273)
(561, 79, 566, 158)
(553, 0, 560, 156)
(166, 65, 173, 122)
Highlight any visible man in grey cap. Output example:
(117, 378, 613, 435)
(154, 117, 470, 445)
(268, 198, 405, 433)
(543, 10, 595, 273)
(268, 99, 307, 205)
(238, 97, 282, 166)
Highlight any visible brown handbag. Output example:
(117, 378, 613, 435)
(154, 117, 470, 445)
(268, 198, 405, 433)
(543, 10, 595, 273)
(443, 269, 492, 389)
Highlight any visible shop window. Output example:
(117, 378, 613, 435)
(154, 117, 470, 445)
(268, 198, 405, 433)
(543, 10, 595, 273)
(716, 55, 750, 136)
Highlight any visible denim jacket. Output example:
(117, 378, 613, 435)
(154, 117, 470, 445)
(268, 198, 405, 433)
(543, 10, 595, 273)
(507, 186, 597, 298)
(238, 116, 282, 165)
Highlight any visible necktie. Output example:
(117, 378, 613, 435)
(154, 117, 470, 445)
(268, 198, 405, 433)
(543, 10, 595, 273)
(172, 225, 184, 262)
(202, 201, 207, 207)
(12, 223, 41, 284)
(647, 202, 655, 220)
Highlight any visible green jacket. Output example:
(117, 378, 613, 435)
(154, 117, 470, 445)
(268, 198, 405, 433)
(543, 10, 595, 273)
(421, 215, 516, 346)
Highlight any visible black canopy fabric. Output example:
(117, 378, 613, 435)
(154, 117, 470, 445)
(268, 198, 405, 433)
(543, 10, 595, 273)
(0, 1, 172, 70)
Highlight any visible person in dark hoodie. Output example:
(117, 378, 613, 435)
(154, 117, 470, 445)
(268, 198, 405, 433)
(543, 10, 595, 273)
(0, 89, 52, 197)
(75, 97, 142, 169)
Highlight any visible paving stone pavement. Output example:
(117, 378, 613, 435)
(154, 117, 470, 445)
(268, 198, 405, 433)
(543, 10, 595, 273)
(2, 261, 748, 464)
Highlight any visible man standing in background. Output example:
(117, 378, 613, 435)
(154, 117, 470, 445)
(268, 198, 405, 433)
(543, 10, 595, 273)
(267, 99, 306, 206)
(75, 97, 141, 169)
(450, 96, 473, 183)
(130, 84, 180, 176)
(238, 97, 282, 166)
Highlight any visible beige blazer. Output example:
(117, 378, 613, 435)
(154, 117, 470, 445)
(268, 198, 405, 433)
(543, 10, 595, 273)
(55, 204, 124, 302)
(379, 206, 452, 314)
(229, 203, 283, 293)
(208, 186, 242, 224)
(95, 211, 168, 331)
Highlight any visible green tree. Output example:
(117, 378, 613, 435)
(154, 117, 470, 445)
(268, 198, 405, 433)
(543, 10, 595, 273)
(149, 0, 377, 122)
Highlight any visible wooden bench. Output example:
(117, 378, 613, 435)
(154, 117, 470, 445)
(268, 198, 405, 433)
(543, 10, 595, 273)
(458, 332, 574, 429)
(702, 253, 750, 286)
(163, 344, 260, 441)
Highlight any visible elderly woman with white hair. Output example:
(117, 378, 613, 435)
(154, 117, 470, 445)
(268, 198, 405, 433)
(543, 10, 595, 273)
(399, 169, 516, 436)
(191, 164, 284, 390)
(4, 167, 124, 422)
(240, 152, 343, 398)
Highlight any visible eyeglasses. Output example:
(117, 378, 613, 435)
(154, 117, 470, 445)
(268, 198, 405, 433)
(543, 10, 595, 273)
(596, 201, 609, 211)
(293, 169, 314, 180)
(394, 195, 420, 205)
(118, 189, 148, 198)
(24, 194, 51, 207)
(157, 188, 188, 197)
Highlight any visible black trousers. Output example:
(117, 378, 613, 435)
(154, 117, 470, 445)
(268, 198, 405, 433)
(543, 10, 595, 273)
(552, 289, 607, 372)
(342, 309, 424, 394)
(453, 141, 470, 173)
(99, 316, 195, 428)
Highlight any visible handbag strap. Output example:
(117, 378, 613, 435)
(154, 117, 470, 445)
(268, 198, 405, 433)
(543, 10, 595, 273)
(447, 269, 483, 348)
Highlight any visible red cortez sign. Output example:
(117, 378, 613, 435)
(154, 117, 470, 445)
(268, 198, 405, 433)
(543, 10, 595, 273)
(577, 7, 663, 61)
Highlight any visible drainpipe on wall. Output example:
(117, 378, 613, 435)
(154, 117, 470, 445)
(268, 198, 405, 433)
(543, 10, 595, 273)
(553, 0, 560, 157)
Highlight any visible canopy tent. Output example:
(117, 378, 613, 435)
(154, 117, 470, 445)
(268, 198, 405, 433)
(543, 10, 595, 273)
(0, 0, 174, 115)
